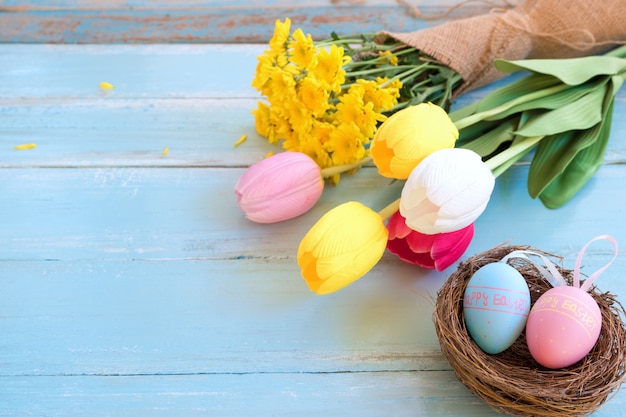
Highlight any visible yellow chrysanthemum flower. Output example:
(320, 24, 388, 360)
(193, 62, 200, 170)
(357, 78, 401, 113)
(251, 54, 274, 94)
(297, 75, 330, 117)
(252, 101, 271, 137)
(326, 122, 366, 166)
(335, 88, 384, 141)
(289, 28, 316, 70)
(378, 50, 398, 66)
(269, 18, 291, 58)
(313, 44, 348, 93)
(264, 66, 297, 103)
(299, 133, 333, 169)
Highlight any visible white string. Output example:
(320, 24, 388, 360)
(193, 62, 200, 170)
(500, 235, 618, 292)
(575, 235, 619, 292)
(501, 250, 567, 287)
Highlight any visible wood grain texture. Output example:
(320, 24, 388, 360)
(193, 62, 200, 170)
(2, 40, 626, 416)
(0, 0, 488, 43)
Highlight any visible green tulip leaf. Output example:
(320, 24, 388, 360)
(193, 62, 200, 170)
(534, 76, 620, 208)
(459, 118, 517, 157)
(513, 85, 607, 137)
(484, 76, 608, 121)
(473, 74, 559, 114)
(527, 128, 598, 199)
(494, 56, 626, 85)
(537, 101, 614, 208)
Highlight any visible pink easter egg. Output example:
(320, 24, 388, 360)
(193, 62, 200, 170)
(526, 286, 602, 369)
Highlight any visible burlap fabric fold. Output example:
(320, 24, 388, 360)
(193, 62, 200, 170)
(386, 0, 626, 94)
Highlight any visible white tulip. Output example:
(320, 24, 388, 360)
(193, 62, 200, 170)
(400, 148, 495, 234)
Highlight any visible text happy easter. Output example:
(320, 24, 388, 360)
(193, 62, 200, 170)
(463, 286, 529, 315)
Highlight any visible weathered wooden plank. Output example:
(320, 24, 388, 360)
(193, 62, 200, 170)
(2, 95, 626, 168)
(0, 372, 507, 417)
(0, 98, 271, 168)
(0, 160, 624, 274)
(2, 165, 626, 264)
(0, 0, 472, 43)
(0, 44, 262, 99)
(3, 44, 626, 101)
(0, 257, 444, 376)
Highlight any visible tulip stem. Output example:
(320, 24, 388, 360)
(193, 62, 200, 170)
(320, 156, 373, 178)
(484, 135, 545, 177)
(378, 198, 401, 221)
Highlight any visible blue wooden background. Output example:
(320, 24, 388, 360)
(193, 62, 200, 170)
(1, 1, 626, 416)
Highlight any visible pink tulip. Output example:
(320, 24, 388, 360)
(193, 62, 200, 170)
(386, 211, 474, 271)
(235, 152, 324, 223)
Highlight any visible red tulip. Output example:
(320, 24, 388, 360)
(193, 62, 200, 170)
(386, 211, 474, 271)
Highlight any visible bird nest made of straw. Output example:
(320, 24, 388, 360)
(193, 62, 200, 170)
(434, 245, 626, 417)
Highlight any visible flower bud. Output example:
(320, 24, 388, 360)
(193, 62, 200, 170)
(298, 201, 388, 294)
(235, 152, 324, 223)
(400, 148, 494, 234)
(370, 102, 458, 179)
(386, 211, 474, 271)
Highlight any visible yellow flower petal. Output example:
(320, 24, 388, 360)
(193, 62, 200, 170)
(99, 82, 115, 90)
(371, 103, 458, 179)
(13, 143, 37, 150)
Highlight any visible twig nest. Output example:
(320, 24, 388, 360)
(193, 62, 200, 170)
(434, 245, 626, 417)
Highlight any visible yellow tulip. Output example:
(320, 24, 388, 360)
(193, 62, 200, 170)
(297, 201, 388, 295)
(370, 102, 458, 179)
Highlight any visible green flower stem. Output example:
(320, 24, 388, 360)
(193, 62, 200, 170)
(320, 156, 373, 178)
(346, 63, 427, 78)
(452, 83, 571, 131)
(484, 135, 545, 178)
(378, 197, 400, 221)
(383, 64, 431, 86)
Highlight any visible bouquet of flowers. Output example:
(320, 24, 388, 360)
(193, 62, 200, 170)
(250, 0, 626, 183)
(236, 0, 626, 295)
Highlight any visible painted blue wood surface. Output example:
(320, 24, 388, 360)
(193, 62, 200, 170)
(0, 0, 477, 43)
(2, 12, 626, 417)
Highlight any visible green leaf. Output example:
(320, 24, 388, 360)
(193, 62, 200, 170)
(484, 76, 608, 121)
(527, 128, 598, 199)
(458, 118, 517, 157)
(537, 100, 614, 208)
(513, 85, 607, 137)
(474, 74, 560, 114)
(494, 56, 626, 85)
(490, 136, 536, 178)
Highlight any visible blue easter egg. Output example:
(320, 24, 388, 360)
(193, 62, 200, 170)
(463, 262, 531, 354)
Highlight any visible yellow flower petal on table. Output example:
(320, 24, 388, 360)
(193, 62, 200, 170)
(13, 143, 37, 150)
(233, 134, 247, 147)
(99, 82, 115, 90)
(298, 201, 388, 295)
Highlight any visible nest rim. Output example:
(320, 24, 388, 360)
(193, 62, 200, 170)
(434, 245, 626, 417)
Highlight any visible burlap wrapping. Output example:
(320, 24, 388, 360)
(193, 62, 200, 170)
(386, 0, 626, 94)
